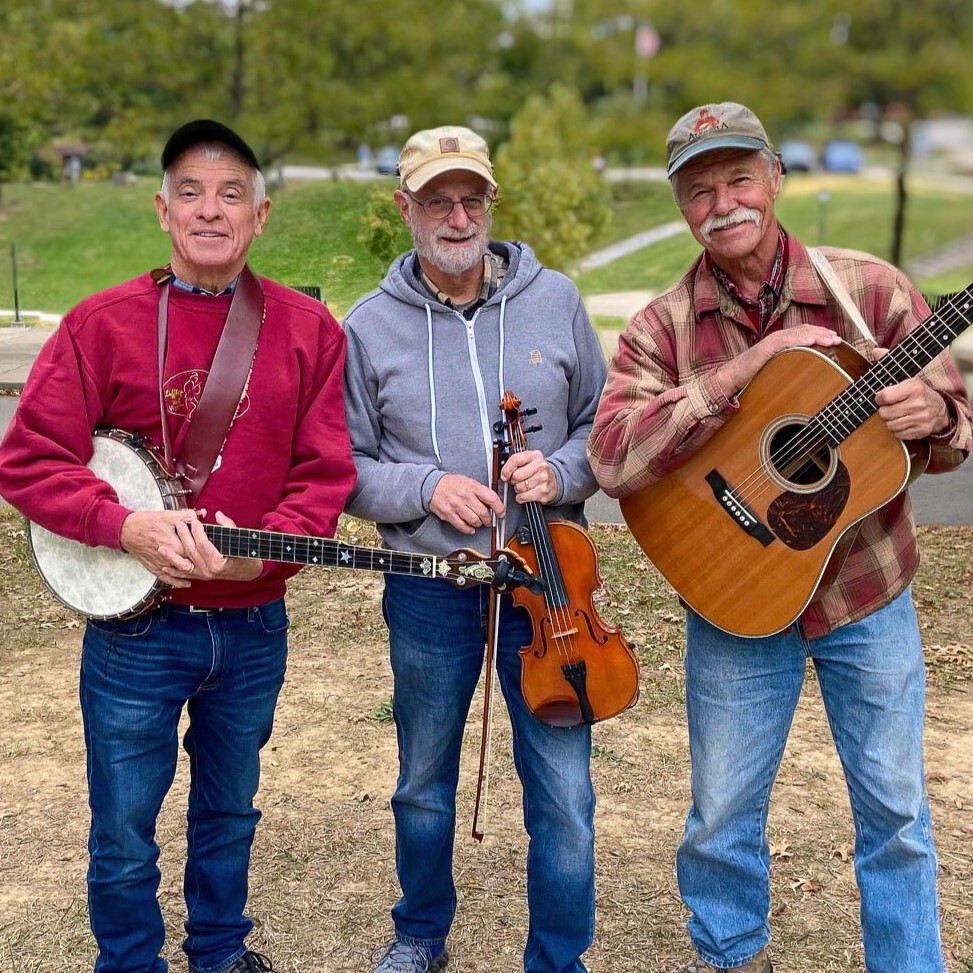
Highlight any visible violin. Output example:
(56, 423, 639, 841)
(499, 391, 640, 727)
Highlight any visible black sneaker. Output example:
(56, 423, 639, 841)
(234, 954, 274, 973)
(192, 951, 274, 973)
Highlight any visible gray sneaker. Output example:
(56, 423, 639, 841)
(372, 939, 448, 973)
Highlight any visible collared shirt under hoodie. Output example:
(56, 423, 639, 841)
(417, 251, 509, 318)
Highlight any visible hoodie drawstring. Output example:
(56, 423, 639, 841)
(425, 303, 442, 465)
(497, 293, 507, 400)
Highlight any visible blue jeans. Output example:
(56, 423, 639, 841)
(677, 587, 944, 972)
(79, 600, 289, 973)
(383, 574, 596, 973)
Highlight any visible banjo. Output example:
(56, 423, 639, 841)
(28, 429, 539, 620)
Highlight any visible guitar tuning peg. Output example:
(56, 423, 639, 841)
(525, 425, 543, 435)
(523, 408, 538, 417)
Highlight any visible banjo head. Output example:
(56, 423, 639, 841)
(28, 432, 181, 619)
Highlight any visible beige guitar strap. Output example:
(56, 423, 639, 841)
(807, 247, 875, 344)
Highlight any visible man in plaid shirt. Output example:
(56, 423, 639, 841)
(588, 102, 971, 973)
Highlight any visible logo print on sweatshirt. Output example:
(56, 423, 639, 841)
(164, 370, 251, 420)
(529, 349, 543, 364)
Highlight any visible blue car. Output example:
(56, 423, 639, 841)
(375, 145, 400, 176)
(779, 139, 816, 173)
(822, 140, 863, 173)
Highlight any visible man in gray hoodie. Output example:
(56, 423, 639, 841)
(343, 126, 608, 973)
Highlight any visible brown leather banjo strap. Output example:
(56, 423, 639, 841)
(155, 265, 264, 501)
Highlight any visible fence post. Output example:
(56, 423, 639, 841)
(10, 244, 25, 327)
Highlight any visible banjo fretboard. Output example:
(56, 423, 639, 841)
(205, 523, 478, 581)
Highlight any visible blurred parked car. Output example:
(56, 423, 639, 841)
(375, 145, 400, 176)
(821, 139, 864, 173)
(778, 139, 816, 173)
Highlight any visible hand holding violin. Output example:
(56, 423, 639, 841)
(501, 450, 558, 504)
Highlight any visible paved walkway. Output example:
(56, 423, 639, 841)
(576, 221, 687, 271)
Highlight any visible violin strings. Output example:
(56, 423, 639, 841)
(509, 419, 576, 667)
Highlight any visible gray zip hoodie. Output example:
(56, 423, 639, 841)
(342, 240, 607, 556)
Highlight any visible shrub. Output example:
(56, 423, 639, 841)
(493, 84, 612, 272)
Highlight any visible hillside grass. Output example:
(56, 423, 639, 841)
(0, 177, 393, 319)
(1, 172, 972, 321)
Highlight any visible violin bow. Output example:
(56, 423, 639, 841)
(471, 436, 509, 842)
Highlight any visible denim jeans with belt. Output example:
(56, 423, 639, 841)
(79, 599, 289, 973)
(382, 574, 596, 973)
(677, 587, 944, 972)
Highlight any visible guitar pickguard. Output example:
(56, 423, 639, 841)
(767, 461, 851, 550)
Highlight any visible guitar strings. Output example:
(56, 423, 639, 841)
(728, 289, 972, 508)
(721, 287, 973, 512)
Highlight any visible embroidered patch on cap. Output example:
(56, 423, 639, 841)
(690, 107, 727, 138)
(439, 137, 460, 153)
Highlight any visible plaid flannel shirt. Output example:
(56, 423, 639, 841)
(588, 232, 972, 637)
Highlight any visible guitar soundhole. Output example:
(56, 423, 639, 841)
(767, 420, 834, 491)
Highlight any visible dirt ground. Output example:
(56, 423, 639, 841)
(0, 513, 970, 973)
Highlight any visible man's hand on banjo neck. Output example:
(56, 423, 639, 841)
(120, 508, 262, 587)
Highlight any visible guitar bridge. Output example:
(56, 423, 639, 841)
(705, 470, 775, 547)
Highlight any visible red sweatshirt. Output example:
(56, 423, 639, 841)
(0, 272, 356, 608)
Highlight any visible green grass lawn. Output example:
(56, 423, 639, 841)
(1, 171, 971, 321)
(0, 177, 391, 319)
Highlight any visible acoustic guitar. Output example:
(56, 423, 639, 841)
(620, 284, 973, 638)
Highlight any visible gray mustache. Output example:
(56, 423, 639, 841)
(701, 207, 761, 238)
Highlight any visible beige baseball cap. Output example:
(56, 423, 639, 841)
(398, 126, 498, 193)
(666, 102, 772, 178)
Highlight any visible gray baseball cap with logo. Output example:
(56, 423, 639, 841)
(666, 102, 772, 178)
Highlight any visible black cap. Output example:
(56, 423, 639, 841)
(161, 119, 261, 171)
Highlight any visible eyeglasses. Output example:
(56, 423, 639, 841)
(405, 191, 494, 220)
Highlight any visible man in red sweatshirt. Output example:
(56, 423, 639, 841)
(0, 120, 356, 973)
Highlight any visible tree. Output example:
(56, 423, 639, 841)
(0, 4, 56, 199)
(194, 0, 523, 165)
(493, 84, 612, 271)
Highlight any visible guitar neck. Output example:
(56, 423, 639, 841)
(204, 523, 447, 578)
(818, 283, 973, 445)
